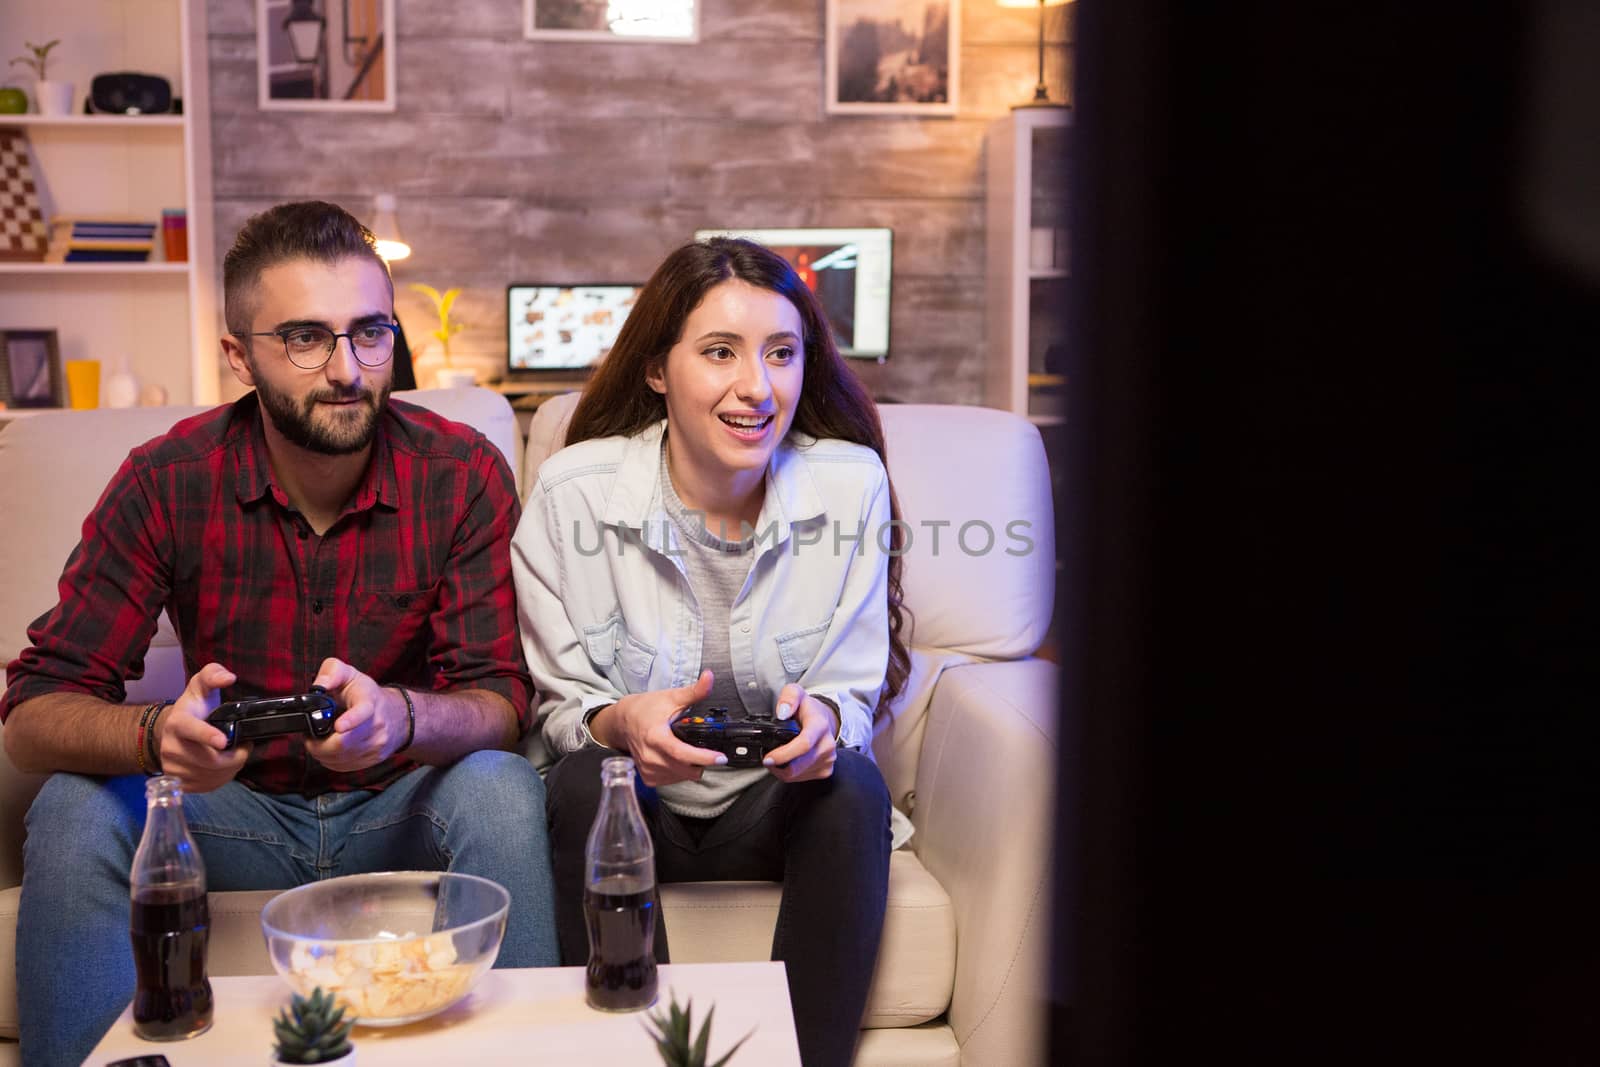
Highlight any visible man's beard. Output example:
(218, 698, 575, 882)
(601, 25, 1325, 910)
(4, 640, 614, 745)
(254, 373, 391, 456)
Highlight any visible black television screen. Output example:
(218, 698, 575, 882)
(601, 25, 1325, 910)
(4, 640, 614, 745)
(506, 284, 640, 374)
(693, 227, 893, 360)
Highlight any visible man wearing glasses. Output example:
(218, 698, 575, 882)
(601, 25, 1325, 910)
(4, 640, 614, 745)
(1, 201, 558, 1067)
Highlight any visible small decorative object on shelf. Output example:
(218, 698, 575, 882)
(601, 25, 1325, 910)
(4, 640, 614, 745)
(103, 354, 141, 408)
(8, 39, 72, 116)
(409, 282, 475, 387)
(644, 992, 754, 1067)
(0, 329, 63, 408)
(272, 986, 356, 1065)
(160, 208, 187, 262)
(0, 85, 26, 114)
(0, 128, 48, 262)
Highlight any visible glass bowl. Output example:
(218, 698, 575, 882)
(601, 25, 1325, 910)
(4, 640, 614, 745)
(259, 871, 509, 1026)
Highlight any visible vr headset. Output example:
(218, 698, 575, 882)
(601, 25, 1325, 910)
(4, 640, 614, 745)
(87, 72, 178, 115)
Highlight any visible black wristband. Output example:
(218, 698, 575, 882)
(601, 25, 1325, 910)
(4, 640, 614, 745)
(390, 685, 416, 754)
(144, 700, 172, 775)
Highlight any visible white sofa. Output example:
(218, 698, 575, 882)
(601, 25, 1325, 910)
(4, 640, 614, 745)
(0, 388, 1058, 1066)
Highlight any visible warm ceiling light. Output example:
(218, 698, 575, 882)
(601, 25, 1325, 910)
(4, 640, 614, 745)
(370, 193, 411, 262)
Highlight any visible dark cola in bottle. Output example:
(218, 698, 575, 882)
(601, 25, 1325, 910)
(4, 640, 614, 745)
(583, 756, 658, 1011)
(130, 774, 213, 1040)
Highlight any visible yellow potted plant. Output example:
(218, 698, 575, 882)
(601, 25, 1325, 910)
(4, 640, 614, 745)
(408, 283, 476, 388)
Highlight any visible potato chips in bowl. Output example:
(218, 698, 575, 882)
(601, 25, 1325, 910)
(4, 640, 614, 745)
(260, 871, 509, 1025)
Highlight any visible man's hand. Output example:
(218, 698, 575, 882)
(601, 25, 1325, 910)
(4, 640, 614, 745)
(305, 657, 407, 773)
(153, 662, 251, 793)
(762, 683, 839, 783)
(591, 670, 727, 787)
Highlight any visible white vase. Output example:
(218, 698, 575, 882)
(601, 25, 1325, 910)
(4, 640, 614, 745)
(104, 362, 140, 409)
(34, 81, 74, 116)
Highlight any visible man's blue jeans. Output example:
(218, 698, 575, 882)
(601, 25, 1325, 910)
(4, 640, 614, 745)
(16, 750, 558, 1067)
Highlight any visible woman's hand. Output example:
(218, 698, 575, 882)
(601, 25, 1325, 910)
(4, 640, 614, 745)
(762, 683, 839, 783)
(590, 670, 728, 787)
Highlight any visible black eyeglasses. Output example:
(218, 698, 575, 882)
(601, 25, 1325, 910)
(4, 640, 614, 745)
(242, 322, 400, 370)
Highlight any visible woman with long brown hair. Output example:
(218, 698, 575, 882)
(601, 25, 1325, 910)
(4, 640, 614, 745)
(512, 237, 907, 1067)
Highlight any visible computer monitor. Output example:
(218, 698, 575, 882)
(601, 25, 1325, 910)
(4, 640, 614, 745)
(506, 284, 641, 376)
(693, 227, 893, 360)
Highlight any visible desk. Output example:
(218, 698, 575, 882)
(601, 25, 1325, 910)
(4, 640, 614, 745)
(85, 962, 798, 1066)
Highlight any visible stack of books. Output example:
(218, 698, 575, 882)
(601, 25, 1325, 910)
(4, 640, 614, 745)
(46, 218, 157, 263)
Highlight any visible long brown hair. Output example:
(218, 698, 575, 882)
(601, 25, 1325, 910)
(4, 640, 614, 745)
(566, 238, 911, 721)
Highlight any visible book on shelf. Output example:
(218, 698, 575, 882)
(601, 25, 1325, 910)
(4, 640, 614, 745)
(49, 217, 159, 237)
(61, 249, 152, 262)
(45, 217, 157, 263)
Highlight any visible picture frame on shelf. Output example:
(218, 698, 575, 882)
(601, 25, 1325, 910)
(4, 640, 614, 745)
(826, 0, 960, 116)
(0, 330, 64, 409)
(257, 0, 397, 112)
(0, 127, 49, 262)
(524, 0, 699, 42)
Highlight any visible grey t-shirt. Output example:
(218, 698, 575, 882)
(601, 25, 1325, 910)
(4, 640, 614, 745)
(654, 442, 769, 818)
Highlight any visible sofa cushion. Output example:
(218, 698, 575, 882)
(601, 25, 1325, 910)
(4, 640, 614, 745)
(875, 405, 1054, 659)
(518, 396, 1056, 660)
(661, 850, 954, 1028)
(0, 389, 521, 691)
(0, 854, 953, 1040)
(0, 390, 525, 888)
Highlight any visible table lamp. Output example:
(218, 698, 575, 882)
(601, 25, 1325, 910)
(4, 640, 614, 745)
(998, 0, 1072, 108)
(370, 193, 411, 262)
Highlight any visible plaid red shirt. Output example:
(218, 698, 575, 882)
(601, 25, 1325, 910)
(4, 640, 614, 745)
(0, 393, 534, 796)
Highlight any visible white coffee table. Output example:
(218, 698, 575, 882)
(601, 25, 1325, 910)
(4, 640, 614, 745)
(84, 962, 799, 1066)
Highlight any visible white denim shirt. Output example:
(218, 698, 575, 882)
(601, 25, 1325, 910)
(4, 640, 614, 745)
(512, 419, 891, 770)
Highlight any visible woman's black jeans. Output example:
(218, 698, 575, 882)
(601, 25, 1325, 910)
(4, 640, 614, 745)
(546, 745, 892, 1067)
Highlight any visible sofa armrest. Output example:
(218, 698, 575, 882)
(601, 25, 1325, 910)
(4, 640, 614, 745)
(912, 657, 1057, 1066)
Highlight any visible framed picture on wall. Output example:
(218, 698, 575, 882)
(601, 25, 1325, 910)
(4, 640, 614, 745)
(0, 330, 63, 410)
(525, 0, 699, 42)
(826, 0, 960, 116)
(258, 0, 397, 111)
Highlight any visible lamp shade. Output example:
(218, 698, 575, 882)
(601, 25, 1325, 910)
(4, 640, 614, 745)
(370, 194, 411, 262)
(996, 0, 1070, 6)
(282, 0, 327, 64)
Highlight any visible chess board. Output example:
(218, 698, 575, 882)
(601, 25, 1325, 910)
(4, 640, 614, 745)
(0, 127, 48, 262)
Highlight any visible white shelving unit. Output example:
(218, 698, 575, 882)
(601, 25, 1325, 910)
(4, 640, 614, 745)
(0, 0, 218, 406)
(985, 108, 1071, 426)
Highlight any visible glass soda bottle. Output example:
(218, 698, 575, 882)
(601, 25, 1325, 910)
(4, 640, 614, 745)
(129, 774, 213, 1040)
(583, 756, 659, 1011)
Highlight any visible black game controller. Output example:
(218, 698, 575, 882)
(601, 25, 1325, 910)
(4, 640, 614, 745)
(206, 686, 341, 749)
(670, 707, 801, 768)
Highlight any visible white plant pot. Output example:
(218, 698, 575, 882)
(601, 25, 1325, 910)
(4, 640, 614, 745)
(434, 367, 478, 389)
(35, 81, 74, 116)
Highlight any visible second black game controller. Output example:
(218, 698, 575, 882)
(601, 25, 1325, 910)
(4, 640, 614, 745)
(206, 686, 341, 749)
(670, 707, 801, 767)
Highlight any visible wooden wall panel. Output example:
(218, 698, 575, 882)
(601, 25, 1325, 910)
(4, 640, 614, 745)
(205, 0, 1072, 404)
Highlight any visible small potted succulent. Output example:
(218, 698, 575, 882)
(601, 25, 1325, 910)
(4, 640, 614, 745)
(408, 282, 476, 388)
(272, 986, 356, 1065)
(645, 992, 753, 1067)
(8, 39, 71, 116)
